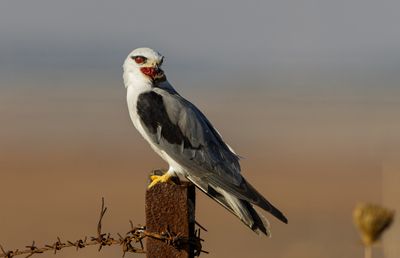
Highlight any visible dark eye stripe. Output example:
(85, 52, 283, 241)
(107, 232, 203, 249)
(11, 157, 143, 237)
(131, 55, 147, 64)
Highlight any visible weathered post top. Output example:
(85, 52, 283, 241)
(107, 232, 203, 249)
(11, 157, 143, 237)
(145, 180, 196, 258)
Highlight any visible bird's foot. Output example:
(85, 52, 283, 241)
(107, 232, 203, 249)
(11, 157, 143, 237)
(148, 171, 176, 189)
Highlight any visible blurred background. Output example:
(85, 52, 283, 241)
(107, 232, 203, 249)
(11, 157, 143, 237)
(0, 1, 399, 257)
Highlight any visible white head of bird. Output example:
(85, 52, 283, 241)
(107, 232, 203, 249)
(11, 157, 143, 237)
(123, 47, 166, 88)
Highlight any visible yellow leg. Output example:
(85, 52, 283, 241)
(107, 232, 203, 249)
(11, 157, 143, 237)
(148, 172, 174, 189)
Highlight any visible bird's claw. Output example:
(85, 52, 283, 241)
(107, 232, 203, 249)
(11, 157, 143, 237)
(148, 172, 175, 189)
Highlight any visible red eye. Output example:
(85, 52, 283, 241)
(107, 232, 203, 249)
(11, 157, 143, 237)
(133, 56, 146, 64)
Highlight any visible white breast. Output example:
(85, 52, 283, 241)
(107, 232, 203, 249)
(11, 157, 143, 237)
(126, 85, 187, 177)
(126, 86, 160, 154)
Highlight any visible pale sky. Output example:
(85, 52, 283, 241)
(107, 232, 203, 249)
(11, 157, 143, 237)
(1, 0, 399, 74)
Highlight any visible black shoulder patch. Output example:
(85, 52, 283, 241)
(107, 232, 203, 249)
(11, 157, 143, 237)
(137, 91, 196, 148)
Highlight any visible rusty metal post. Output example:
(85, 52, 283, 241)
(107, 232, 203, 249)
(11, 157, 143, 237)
(145, 180, 196, 258)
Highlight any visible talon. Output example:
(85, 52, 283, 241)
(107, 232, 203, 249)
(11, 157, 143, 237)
(148, 172, 175, 189)
(150, 175, 160, 181)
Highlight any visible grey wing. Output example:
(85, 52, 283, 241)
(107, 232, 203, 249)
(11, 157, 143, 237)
(137, 88, 287, 223)
(155, 88, 243, 185)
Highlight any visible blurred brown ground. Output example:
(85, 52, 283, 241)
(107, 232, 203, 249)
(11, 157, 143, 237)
(0, 73, 398, 258)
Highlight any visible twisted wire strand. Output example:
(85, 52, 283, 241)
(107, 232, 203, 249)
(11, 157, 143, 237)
(0, 198, 207, 258)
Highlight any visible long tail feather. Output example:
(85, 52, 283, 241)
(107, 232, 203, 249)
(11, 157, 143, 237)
(187, 176, 272, 236)
(243, 179, 288, 224)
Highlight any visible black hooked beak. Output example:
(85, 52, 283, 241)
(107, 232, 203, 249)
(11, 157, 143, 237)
(153, 66, 166, 83)
(140, 66, 166, 83)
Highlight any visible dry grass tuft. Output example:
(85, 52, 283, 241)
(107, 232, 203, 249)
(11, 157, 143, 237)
(353, 203, 395, 246)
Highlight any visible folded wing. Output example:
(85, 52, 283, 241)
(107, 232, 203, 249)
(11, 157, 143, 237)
(136, 87, 288, 225)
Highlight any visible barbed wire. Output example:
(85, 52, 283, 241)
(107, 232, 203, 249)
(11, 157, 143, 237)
(0, 198, 207, 258)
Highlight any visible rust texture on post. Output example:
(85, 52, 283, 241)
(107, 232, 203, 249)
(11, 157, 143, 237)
(145, 181, 196, 258)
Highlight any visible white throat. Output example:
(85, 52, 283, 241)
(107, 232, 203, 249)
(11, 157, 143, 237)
(123, 63, 153, 133)
(123, 65, 152, 87)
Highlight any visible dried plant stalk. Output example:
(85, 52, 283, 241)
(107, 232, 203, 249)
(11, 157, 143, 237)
(353, 203, 395, 258)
